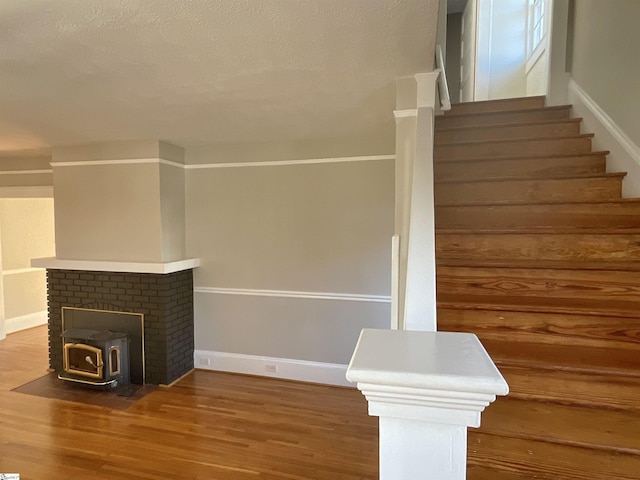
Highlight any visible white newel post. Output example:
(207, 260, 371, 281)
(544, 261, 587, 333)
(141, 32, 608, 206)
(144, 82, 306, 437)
(347, 329, 509, 480)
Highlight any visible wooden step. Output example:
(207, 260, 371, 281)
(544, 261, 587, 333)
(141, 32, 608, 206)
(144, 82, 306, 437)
(478, 340, 640, 411)
(436, 265, 640, 309)
(435, 105, 572, 130)
(437, 308, 640, 351)
(434, 173, 624, 205)
(497, 363, 640, 412)
(435, 135, 593, 161)
(468, 431, 640, 480)
(479, 397, 640, 453)
(435, 199, 640, 230)
(467, 466, 537, 480)
(435, 119, 582, 145)
(447, 96, 546, 115)
(436, 231, 640, 263)
(434, 152, 607, 181)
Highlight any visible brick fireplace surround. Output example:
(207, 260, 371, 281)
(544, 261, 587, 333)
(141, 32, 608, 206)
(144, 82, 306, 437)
(46, 268, 194, 385)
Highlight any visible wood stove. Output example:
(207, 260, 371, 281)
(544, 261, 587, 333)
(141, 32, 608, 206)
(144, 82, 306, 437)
(59, 328, 130, 389)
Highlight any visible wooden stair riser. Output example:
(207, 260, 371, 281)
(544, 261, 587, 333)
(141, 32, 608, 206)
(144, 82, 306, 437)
(498, 365, 640, 412)
(436, 266, 640, 303)
(435, 201, 640, 230)
(435, 154, 606, 181)
(435, 175, 623, 205)
(436, 232, 640, 262)
(435, 120, 582, 145)
(468, 432, 640, 480)
(479, 397, 640, 453)
(437, 308, 640, 351)
(448, 96, 546, 115)
(435, 106, 571, 130)
(435, 136, 593, 160)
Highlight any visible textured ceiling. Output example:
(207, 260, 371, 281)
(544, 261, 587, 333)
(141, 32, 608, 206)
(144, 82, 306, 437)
(0, 0, 438, 154)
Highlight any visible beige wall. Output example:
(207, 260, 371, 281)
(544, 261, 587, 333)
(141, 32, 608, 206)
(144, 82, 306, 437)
(52, 141, 186, 263)
(53, 163, 165, 262)
(186, 156, 394, 364)
(570, 0, 640, 146)
(160, 164, 186, 262)
(0, 198, 55, 335)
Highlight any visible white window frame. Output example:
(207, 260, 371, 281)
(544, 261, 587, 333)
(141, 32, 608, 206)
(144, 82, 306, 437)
(526, 0, 550, 73)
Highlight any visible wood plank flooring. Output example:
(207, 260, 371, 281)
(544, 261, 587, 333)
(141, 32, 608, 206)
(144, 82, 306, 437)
(0, 327, 378, 480)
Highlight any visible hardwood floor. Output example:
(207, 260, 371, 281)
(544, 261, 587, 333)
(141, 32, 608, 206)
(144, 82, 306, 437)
(0, 326, 378, 480)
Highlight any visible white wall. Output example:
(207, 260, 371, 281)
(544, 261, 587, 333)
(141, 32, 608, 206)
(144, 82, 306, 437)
(0, 198, 55, 337)
(472, 0, 528, 100)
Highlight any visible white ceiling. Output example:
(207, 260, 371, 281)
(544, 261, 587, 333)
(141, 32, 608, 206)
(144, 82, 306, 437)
(0, 0, 438, 154)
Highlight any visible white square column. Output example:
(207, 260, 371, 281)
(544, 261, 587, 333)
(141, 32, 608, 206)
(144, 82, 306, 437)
(347, 329, 509, 480)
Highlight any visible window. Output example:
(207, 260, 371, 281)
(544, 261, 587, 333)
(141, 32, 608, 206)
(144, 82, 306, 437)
(528, 0, 546, 55)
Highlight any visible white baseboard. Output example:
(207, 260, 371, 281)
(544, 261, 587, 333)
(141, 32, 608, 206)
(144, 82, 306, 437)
(569, 79, 640, 197)
(194, 350, 353, 387)
(5, 311, 48, 335)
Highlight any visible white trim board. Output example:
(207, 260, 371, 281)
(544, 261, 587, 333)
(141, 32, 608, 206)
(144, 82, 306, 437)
(185, 155, 395, 170)
(194, 286, 391, 303)
(51, 158, 185, 169)
(194, 350, 352, 387)
(0, 169, 52, 175)
(569, 79, 640, 197)
(31, 256, 200, 274)
(0, 186, 53, 198)
(5, 311, 47, 335)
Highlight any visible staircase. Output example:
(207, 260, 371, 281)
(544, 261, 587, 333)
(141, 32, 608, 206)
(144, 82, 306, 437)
(434, 96, 640, 480)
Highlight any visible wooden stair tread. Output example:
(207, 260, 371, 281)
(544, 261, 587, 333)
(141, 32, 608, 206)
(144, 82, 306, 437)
(435, 119, 583, 145)
(435, 175, 624, 206)
(467, 466, 540, 480)
(437, 308, 640, 351)
(437, 226, 640, 234)
(434, 150, 609, 165)
(435, 201, 640, 229)
(437, 293, 640, 319)
(435, 171, 626, 184)
(478, 339, 640, 376)
(445, 96, 547, 116)
(436, 117, 582, 133)
(437, 258, 640, 271)
(435, 133, 594, 148)
(435, 105, 572, 130)
(479, 397, 640, 454)
(468, 432, 640, 480)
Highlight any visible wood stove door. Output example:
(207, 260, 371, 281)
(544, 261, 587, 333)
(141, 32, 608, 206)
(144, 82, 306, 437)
(64, 343, 104, 379)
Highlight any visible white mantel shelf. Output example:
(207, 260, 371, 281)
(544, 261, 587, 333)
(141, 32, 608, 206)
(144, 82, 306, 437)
(31, 257, 200, 274)
(347, 328, 509, 480)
